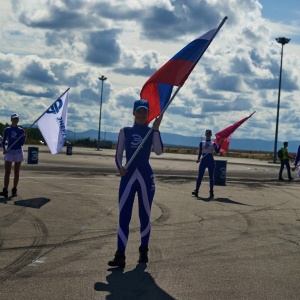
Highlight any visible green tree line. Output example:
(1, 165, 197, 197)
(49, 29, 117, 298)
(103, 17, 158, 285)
(0, 122, 44, 144)
(0, 123, 112, 148)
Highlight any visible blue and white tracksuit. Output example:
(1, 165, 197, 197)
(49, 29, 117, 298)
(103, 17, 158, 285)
(2, 126, 25, 150)
(293, 145, 300, 177)
(2, 126, 26, 162)
(115, 123, 163, 253)
(195, 140, 221, 192)
(293, 145, 300, 167)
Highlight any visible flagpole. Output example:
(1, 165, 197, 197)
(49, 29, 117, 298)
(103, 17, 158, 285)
(6, 87, 70, 151)
(124, 86, 182, 169)
(124, 17, 228, 170)
(187, 16, 228, 75)
(29, 87, 70, 128)
(159, 86, 182, 116)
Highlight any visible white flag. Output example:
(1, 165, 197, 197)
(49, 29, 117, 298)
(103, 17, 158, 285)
(38, 90, 69, 154)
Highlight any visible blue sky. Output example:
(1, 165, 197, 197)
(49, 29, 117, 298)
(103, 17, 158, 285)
(260, 0, 300, 43)
(260, 0, 299, 22)
(0, 0, 300, 145)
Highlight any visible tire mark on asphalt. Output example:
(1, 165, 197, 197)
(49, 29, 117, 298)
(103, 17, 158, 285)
(4, 228, 120, 276)
(152, 201, 171, 225)
(26, 199, 170, 274)
(153, 180, 300, 258)
(0, 204, 27, 268)
(0, 211, 49, 283)
(208, 184, 300, 253)
(0, 206, 26, 229)
(0, 230, 117, 252)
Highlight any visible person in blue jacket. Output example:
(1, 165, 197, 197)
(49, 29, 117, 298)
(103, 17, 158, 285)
(108, 99, 163, 268)
(192, 129, 223, 199)
(0, 113, 27, 198)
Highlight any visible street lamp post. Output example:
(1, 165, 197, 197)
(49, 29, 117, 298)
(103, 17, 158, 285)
(273, 37, 290, 163)
(97, 75, 107, 150)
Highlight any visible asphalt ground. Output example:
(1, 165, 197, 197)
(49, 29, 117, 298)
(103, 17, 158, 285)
(0, 146, 299, 300)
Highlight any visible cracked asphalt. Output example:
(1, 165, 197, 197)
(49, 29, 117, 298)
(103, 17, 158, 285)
(0, 146, 299, 300)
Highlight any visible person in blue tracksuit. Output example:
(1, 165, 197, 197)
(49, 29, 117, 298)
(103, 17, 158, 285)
(0, 113, 27, 198)
(108, 99, 163, 268)
(292, 145, 300, 176)
(192, 129, 223, 199)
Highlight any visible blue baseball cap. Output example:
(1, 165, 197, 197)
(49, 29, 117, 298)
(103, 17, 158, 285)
(205, 129, 212, 135)
(134, 99, 149, 111)
(11, 113, 19, 119)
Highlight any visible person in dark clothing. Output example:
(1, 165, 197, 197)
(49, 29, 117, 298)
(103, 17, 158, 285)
(192, 129, 223, 199)
(108, 99, 163, 268)
(278, 141, 293, 181)
(0, 113, 27, 198)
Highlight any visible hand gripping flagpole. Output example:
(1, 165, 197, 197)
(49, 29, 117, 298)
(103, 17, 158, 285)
(124, 17, 228, 170)
(6, 87, 70, 152)
(124, 86, 182, 169)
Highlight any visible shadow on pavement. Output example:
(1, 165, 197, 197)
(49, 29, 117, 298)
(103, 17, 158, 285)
(199, 197, 251, 206)
(94, 263, 175, 300)
(213, 197, 252, 206)
(0, 196, 12, 204)
(13, 198, 51, 209)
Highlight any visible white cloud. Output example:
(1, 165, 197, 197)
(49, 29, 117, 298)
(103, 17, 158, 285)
(0, 0, 299, 145)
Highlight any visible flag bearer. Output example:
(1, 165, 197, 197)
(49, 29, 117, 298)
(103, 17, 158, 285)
(0, 113, 27, 198)
(192, 129, 222, 199)
(292, 145, 300, 176)
(108, 99, 163, 268)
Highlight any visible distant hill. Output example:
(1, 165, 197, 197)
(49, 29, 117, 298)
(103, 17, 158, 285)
(66, 129, 300, 153)
(20, 122, 300, 152)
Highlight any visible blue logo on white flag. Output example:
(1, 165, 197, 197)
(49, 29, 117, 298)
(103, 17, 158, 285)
(56, 117, 67, 140)
(37, 89, 69, 154)
(47, 99, 63, 114)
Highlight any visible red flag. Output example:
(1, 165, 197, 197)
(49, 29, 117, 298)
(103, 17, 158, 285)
(214, 112, 255, 153)
(217, 135, 232, 153)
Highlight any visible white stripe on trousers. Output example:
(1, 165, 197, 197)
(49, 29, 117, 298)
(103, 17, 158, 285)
(118, 168, 152, 248)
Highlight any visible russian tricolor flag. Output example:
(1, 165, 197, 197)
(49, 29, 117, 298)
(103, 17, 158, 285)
(140, 18, 227, 123)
